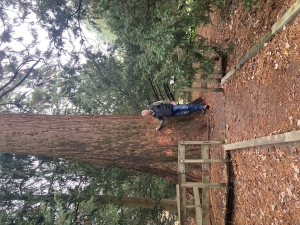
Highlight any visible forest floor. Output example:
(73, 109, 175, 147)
(191, 0, 300, 224)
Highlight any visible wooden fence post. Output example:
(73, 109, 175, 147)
(177, 140, 230, 225)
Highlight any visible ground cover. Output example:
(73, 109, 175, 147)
(191, 0, 300, 224)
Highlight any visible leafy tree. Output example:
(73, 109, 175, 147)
(79, 0, 220, 101)
(0, 0, 100, 104)
(0, 65, 78, 114)
(1, 0, 224, 110)
(0, 153, 180, 224)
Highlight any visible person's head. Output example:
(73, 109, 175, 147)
(141, 109, 152, 116)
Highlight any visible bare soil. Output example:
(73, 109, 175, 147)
(192, 0, 300, 224)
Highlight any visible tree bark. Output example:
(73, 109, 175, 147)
(0, 113, 207, 182)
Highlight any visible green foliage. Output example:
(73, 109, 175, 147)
(84, 0, 218, 101)
(243, 0, 259, 11)
(0, 153, 177, 224)
(214, 0, 227, 10)
(1, 0, 227, 112)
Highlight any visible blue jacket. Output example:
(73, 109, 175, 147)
(149, 100, 174, 130)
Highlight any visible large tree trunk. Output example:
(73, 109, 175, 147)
(0, 113, 207, 182)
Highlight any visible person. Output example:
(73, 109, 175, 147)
(141, 100, 209, 131)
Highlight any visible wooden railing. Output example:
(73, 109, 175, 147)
(177, 141, 231, 225)
(174, 56, 225, 103)
(182, 69, 224, 94)
(175, 69, 224, 102)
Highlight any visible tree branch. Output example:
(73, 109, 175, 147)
(0, 58, 43, 100)
(0, 102, 33, 114)
(147, 78, 159, 100)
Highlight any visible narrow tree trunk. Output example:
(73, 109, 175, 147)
(0, 113, 207, 182)
(0, 194, 195, 217)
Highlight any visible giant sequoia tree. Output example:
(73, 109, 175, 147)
(0, 112, 207, 183)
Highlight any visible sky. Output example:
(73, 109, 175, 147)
(3, 6, 109, 68)
(0, 6, 104, 113)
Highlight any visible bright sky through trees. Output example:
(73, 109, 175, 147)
(2, 6, 108, 69)
(0, 5, 112, 114)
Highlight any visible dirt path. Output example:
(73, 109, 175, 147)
(193, 0, 300, 224)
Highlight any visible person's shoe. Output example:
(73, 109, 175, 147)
(203, 105, 209, 110)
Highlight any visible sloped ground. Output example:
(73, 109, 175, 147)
(193, 0, 300, 224)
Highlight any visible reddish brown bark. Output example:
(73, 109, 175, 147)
(0, 113, 207, 182)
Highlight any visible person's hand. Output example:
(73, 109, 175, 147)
(156, 127, 160, 131)
(172, 101, 178, 105)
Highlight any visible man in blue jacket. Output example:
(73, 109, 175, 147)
(141, 100, 209, 131)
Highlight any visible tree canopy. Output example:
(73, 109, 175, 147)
(0, 153, 177, 224)
(0, 0, 222, 113)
